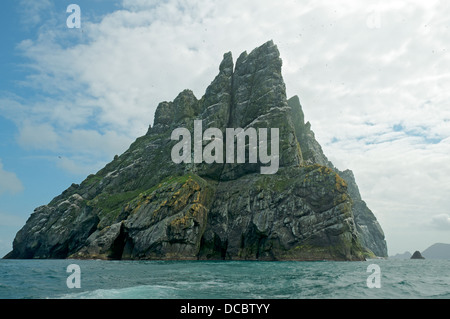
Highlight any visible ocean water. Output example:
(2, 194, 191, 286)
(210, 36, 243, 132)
(0, 258, 449, 299)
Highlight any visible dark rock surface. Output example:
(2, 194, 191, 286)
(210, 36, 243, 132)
(4, 41, 387, 261)
(287, 96, 387, 257)
(410, 251, 425, 259)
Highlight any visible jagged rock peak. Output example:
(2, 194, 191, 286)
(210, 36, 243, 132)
(4, 41, 388, 261)
(219, 51, 234, 76)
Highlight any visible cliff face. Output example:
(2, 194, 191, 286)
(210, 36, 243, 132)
(287, 96, 388, 257)
(5, 41, 387, 260)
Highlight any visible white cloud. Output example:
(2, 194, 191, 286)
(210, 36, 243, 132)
(18, 0, 53, 28)
(0, 211, 27, 258)
(55, 156, 108, 176)
(0, 160, 24, 196)
(2, 0, 450, 254)
(14, 121, 133, 176)
(16, 122, 132, 157)
(0, 212, 26, 228)
(430, 214, 450, 230)
(17, 120, 60, 150)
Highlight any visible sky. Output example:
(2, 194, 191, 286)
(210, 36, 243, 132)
(0, 0, 449, 258)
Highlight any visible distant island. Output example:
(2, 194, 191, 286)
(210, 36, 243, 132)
(410, 251, 425, 259)
(422, 243, 450, 259)
(390, 243, 450, 260)
(390, 251, 412, 259)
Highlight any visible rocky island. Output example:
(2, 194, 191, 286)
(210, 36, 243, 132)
(411, 251, 425, 259)
(4, 41, 387, 261)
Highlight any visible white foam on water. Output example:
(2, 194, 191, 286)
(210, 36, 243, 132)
(57, 284, 180, 299)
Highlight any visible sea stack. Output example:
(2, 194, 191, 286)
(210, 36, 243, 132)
(4, 41, 387, 261)
(410, 251, 425, 259)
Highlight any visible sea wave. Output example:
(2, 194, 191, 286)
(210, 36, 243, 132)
(1, 259, 449, 299)
(57, 284, 180, 299)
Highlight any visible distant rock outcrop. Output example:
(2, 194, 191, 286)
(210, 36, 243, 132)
(390, 251, 412, 259)
(422, 243, 450, 259)
(4, 41, 387, 261)
(410, 251, 425, 259)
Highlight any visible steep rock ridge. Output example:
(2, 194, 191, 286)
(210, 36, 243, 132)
(287, 96, 387, 257)
(5, 40, 387, 260)
(221, 41, 302, 180)
(338, 170, 387, 257)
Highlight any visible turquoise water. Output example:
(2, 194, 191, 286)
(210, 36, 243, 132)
(0, 259, 449, 299)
